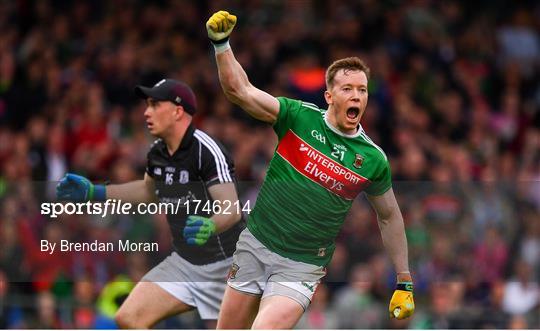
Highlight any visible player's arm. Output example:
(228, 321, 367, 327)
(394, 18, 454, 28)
(56, 173, 157, 203)
(366, 188, 415, 319)
(207, 11, 280, 124)
(105, 173, 157, 203)
(366, 188, 409, 274)
(182, 183, 242, 246)
(208, 183, 242, 233)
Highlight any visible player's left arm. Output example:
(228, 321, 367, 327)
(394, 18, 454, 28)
(366, 188, 409, 274)
(367, 188, 415, 319)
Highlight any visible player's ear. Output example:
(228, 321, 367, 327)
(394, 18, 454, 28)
(174, 105, 184, 120)
(324, 90, 333, 106)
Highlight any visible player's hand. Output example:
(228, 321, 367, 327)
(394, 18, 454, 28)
(389, 282, 415, 320)
(183, 216, 216, 245)
(56, 173, 105, 202)
(206, 10, 237, 43)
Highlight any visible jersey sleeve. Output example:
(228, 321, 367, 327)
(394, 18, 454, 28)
(145, 165, 153, 178)
(198, 135, 235, 187)
(145, 142, 161, 178)
(273, 97, 303, 141)
(364, 160, 392, 196)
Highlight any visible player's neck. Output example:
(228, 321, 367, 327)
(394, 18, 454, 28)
(326, 106, 359, 135)
(163, 119, 190, 156)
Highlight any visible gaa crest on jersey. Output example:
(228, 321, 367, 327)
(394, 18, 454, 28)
(228, 263, 240, 280)
(179, 170, 189, 184)
(353, 154, 364, 169)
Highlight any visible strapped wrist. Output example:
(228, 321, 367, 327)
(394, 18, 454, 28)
(212, 39, 231, 54)
(93, 185, 106, 201)
(396, 282, 414, 292)
(210, 36, 230, 45)
(87, 183, 94, 201)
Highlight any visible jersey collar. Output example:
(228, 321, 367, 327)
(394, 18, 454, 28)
(178, 123, 195, 151)
(161, 123, 195, 157)
(323, 112, 363, 138)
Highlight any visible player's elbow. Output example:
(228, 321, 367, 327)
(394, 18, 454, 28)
(220, 73, 250, 103)
(377, 217, 390, 227)
(377, 212, 396, 226)
(377, 213, 404, 229)
(115, 309, 149, 329)
(223, 85, 248, 106)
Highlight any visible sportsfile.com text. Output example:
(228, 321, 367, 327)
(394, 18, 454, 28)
(41, 199, 251, 218)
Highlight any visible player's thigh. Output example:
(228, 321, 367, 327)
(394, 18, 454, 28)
(218, 229, 269, 329)
(251, 295, 304, 329)
(252, 257, 325, 329)
(217, 285, 260, 329)
(269, 250, 326, 304)
(116, 281, 193, 328)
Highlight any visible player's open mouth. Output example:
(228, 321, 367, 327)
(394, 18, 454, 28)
(346, 107, 360, 120)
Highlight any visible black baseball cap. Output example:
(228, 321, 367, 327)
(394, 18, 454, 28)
(135, 79, 197, 115)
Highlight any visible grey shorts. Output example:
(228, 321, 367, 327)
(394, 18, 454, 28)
(142, 251, 231, 320)
(227, 229, 326, 310)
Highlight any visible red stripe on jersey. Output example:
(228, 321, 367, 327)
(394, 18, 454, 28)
(276, 130, 369, 200)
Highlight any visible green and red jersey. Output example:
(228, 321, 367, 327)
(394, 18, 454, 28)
(247, 97, 392, 266)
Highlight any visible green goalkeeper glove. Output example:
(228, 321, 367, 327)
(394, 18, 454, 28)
(56, 173, 106, 202)
(206, 10, 237, 44)
(183, 216, 217, 246)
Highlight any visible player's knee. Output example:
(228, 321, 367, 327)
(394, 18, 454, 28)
(251, 317, 284, 330)
(251, 312, 294, 330)
(115, 308, 147, 329)
(114, 310, 132, 329)
(251, 299, 305, 329)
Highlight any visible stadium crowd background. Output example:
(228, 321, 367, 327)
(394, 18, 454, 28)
(0, 0, 539, 328)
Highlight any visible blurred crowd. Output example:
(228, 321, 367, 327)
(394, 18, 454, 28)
(0, 0, 539, 328)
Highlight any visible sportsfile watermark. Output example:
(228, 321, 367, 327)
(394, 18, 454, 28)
(41, 199, 252, 218)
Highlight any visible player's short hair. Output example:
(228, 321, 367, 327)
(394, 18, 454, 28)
(325, 57, 370, 88)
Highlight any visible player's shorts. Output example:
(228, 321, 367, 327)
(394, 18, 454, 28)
(142, 251, 231, 320)
(227, 228, 326, 311)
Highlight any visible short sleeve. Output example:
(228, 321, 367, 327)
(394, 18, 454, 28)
(196, 131, 235, 187)
(273, 97, 303, 141)
(145, 143, 161, 178)
(364, 161, 392, 196)
(145, 165, 153, 178)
